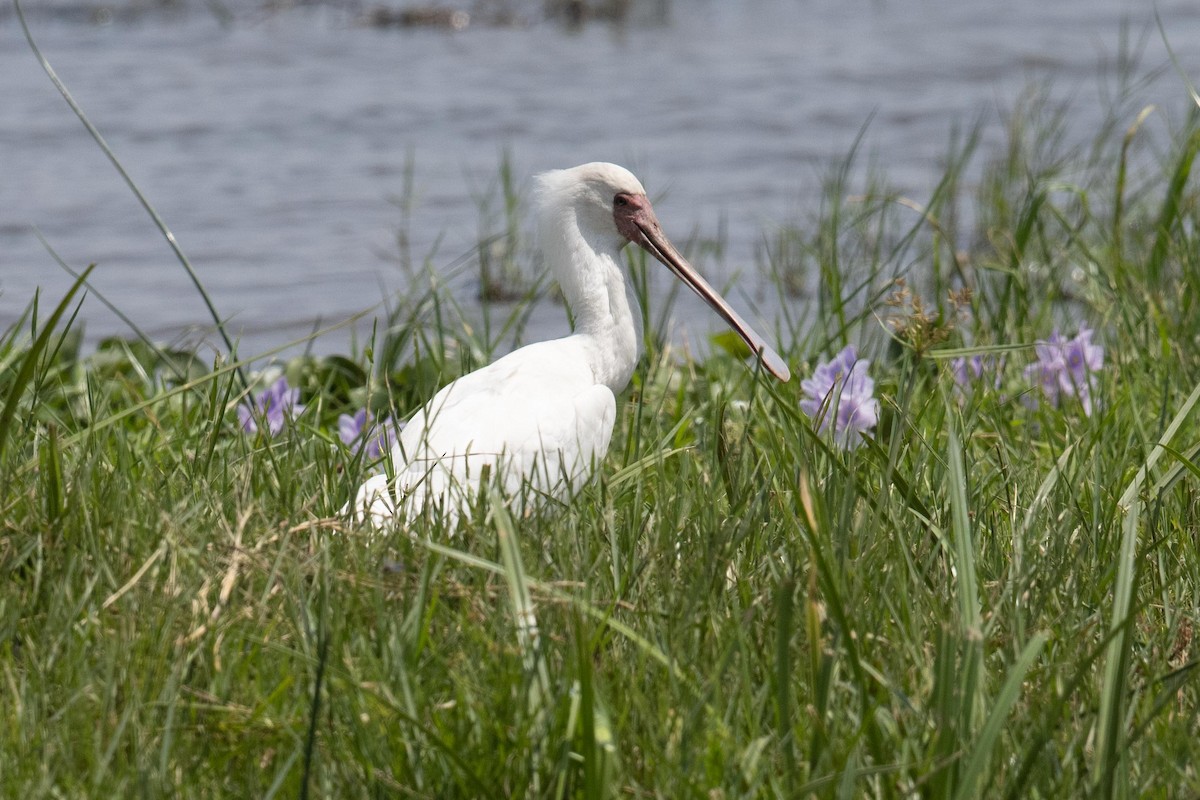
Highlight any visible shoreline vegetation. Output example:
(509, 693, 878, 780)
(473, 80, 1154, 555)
(5, 8, 1200, 798)
(0, 0, 672, 29)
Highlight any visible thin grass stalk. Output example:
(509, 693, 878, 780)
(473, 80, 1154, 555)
(1144, 126, 1200, 289)
(790, 469, 890, 793)
(952, 632, 1048, 800)
(820, 115, 876, 339)
(13, 0, 246, 389)
(34, 229, 197, 387)
(5, 311, 368, 490)
(773, 571, 799, 794)
(944, 409, 984, 792)
(0, 265, 94, 467)
(413, 533, 718, 728)
(490, 488, 552, 792)
(1094, 377, 1200, 798)
(299, 549, 331, 800)
(1111, 107, 1156, 267)
(571, 611, 614, 800)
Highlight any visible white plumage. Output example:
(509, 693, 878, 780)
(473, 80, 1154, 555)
(351, 162, 788, 528)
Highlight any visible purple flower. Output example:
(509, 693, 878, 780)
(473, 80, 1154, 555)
(950, 353, 1006, 399)
(338, 409, 402, 459)
(1023, 325, 1104, 416)
(237, 376, 304, 435)
(954, 356, 984, 384)
(800, 345, 879, 449)
(338, 409, 370, 448)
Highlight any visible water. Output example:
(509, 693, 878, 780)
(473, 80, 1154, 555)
(3, 0, 1199, 358)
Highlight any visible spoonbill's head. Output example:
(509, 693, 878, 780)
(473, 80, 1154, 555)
(535, 162, 791, 382)
(535, 162, 648, 253)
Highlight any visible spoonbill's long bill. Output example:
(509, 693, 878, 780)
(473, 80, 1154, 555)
(351, 162, 789, 527)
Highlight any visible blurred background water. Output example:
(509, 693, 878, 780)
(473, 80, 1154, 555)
(2, 0, 1199, 358)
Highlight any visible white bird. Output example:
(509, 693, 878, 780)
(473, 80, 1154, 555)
(351, 162, 789, 528)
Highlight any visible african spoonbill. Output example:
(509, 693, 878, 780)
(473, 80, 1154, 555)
(350, 162, 789, 527)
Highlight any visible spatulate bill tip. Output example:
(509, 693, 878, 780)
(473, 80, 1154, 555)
(758, 346, 790, 382)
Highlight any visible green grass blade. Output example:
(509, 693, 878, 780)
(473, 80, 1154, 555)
(33, 228, 197, 387)
(1020, 443, 1076, 540)
(1110, 107, 1155, 262)
(774, 573, 799, 793)
(490, 488, 552, 789)
(946, 405, 983, 691)
(6, 309, 369, 486)
(573, 612, 609, 800)
(1150, 442, 1200, 495)
(953, 632, 1048, 800)
(1095, 377, 1200, 797)
(0, 264, 94, 466)
(1156, 10, 1200, 111)
(1144, 127, 1199, 287)
(14, 0, 245, 387)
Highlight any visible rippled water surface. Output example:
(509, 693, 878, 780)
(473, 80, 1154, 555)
(3, 0, 1199, 355)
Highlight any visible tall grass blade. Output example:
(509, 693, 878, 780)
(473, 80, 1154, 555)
(1156, 10, 1200, 111)
(0, 264, 94, 466)
(34, 228, 195, 386)
(1020, 443, 1076, 541)
(1151, 442, 1200, 494)
(5, 310, 368, 486)
(491, 488, 552, 790)
(1094, 377, 1200, 798)
(953, 632, 1048, 800)
(572, 612, 615, 800)
(929, 409, 986, 797)
(299, 555, 331, 800)
(774, 573, 798, 794)
(14, 0, 246, 388)
(946, 406, 983, 678)
(1111, 106, 1156, 263)
(1144, 127, 1199, 287)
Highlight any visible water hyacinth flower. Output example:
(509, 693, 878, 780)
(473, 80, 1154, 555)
(951, 355, 985, 390)
(237, 376, 304, 435)
(800, 345, 879, 449)
(338, 409, 402, 459)
(1023, 325, 1104, 416)
(949, 353, 1005, 399)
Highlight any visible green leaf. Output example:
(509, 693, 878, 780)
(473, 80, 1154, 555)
(710, 329, 753, 360)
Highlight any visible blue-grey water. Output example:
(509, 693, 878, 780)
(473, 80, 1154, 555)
(3, 0, 1199, 358)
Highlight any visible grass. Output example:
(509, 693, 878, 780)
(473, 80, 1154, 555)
(4, 30, 1200, 799)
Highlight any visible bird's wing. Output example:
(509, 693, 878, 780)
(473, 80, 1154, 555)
(389, 340, 616, 521)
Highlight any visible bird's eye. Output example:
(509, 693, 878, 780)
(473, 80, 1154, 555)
(614, 195, 629, 207)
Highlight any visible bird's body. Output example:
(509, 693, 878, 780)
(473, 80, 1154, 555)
(352, 163, 788, 527)
(353, 338, 617, 524)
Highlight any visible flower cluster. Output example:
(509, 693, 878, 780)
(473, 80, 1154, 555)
(949, 353, 1006, 399)
(950, 354, 985, 390)
(800, 345, 879, 450)
(1023, 325, 1104, 416)
(237, 376, 304, 435)
(338, 409, 402, 459)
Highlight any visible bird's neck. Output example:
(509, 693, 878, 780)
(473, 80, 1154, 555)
(548, 219, 643, 393)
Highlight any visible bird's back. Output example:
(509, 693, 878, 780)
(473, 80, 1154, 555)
(353, 337, 616, 527)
